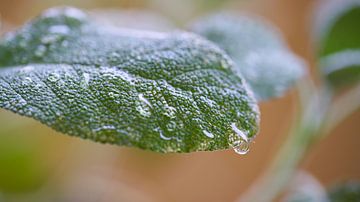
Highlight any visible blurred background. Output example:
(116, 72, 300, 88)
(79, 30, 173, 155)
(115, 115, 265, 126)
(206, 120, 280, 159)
(0, 0, 359, 201)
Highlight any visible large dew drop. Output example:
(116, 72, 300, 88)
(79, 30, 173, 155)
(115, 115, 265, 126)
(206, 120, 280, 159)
(230, 123, 250, 155)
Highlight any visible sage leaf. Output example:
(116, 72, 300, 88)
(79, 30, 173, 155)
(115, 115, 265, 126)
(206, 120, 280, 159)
(0, 7, 259, 153)
(190, 12, 305, 101)
(328, 181, 360, 202)
(315, 0, 360, 87)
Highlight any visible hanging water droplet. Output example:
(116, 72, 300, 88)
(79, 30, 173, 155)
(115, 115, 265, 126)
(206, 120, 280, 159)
(232, 139, 250, 155)
(48, 73, 60, 82)
(229, 123, 251, 155)
(203, 130, 214, 138)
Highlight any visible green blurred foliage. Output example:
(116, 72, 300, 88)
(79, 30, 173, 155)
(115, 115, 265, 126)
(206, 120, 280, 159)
(329, 181, 360, 202)
(316, 0, 360, 88)
(0, 132, 47, 193)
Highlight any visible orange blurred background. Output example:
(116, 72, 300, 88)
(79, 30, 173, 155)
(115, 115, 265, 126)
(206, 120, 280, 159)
(0, 0, 359, 201)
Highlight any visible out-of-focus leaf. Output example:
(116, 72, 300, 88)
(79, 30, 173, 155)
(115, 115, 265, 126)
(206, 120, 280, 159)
(0, 7, 259, 153)
(315, 0, 360, 87)
(283, 171, 329, 202)
(190, 12, 305, 101)
(328, 181, 360, 202)
(320, 50, 360, 87)
(89, 9, 175, 31)
(0, 136, 47, 193)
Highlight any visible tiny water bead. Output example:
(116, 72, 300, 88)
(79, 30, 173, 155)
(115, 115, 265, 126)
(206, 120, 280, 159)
(136, 93, 152, 117)
(163, 106, 177, 118)
(231, 122, 248, 142)
(47, 73, 60, 82)
(138, 93, 152, 107)
(159, 130, 172, 140)
(108, 92, 120, 99)
(203, 130, 214, 138)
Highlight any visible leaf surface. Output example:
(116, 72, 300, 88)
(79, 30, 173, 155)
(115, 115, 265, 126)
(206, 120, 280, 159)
(0, 7, 259, 153)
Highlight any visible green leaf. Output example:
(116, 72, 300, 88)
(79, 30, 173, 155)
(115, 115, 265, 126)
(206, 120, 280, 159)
(190, 12, 305, 101)
(328, 181, 360, 202)
(320, 50, 360, 87)
(315, 0, 360, 87)
(283, 171, 329, 202)
(0, 7, 259, 153)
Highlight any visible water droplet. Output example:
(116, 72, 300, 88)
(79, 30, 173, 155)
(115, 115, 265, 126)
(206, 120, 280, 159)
(203, 130, 214, 138)
(108, 92, 119, 99)
(93, 125, 116, 132)
(48, 73, 60, 82)
(232, 139, 250, 155)
(158, 129, 172, 140)
(80, 73, 90, 88)
(164, 106, 177, 118)
(166, 121, 177, 131)
(230, 123, 250, 155)
(138, 93, 152, 107)
(231, 123, 248, 142)
(136, 105, 151, 117)
(35, 45, 47, 57)
(23, 77, 33, 85)
(136, 94, 152, 117)
(221, 59, 230, 69)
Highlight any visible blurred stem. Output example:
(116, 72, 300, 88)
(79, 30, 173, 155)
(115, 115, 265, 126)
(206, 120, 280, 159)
(238, 76, 332, 202)
(323, 84, 360, 136)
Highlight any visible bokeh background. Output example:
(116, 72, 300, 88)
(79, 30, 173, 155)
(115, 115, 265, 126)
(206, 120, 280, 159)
(0, 0, 359, 201)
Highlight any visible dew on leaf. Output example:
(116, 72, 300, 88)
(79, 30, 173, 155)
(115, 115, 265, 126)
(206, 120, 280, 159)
(138, 93, 152, 107)
(166, 121, 177, 131)
(164, 106, 177, 118)
(47, 73, 60, 82)
(203, 130, 214, 138)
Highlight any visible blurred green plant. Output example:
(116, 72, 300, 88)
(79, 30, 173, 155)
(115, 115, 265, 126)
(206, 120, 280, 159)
(329, 181, 360, 202)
